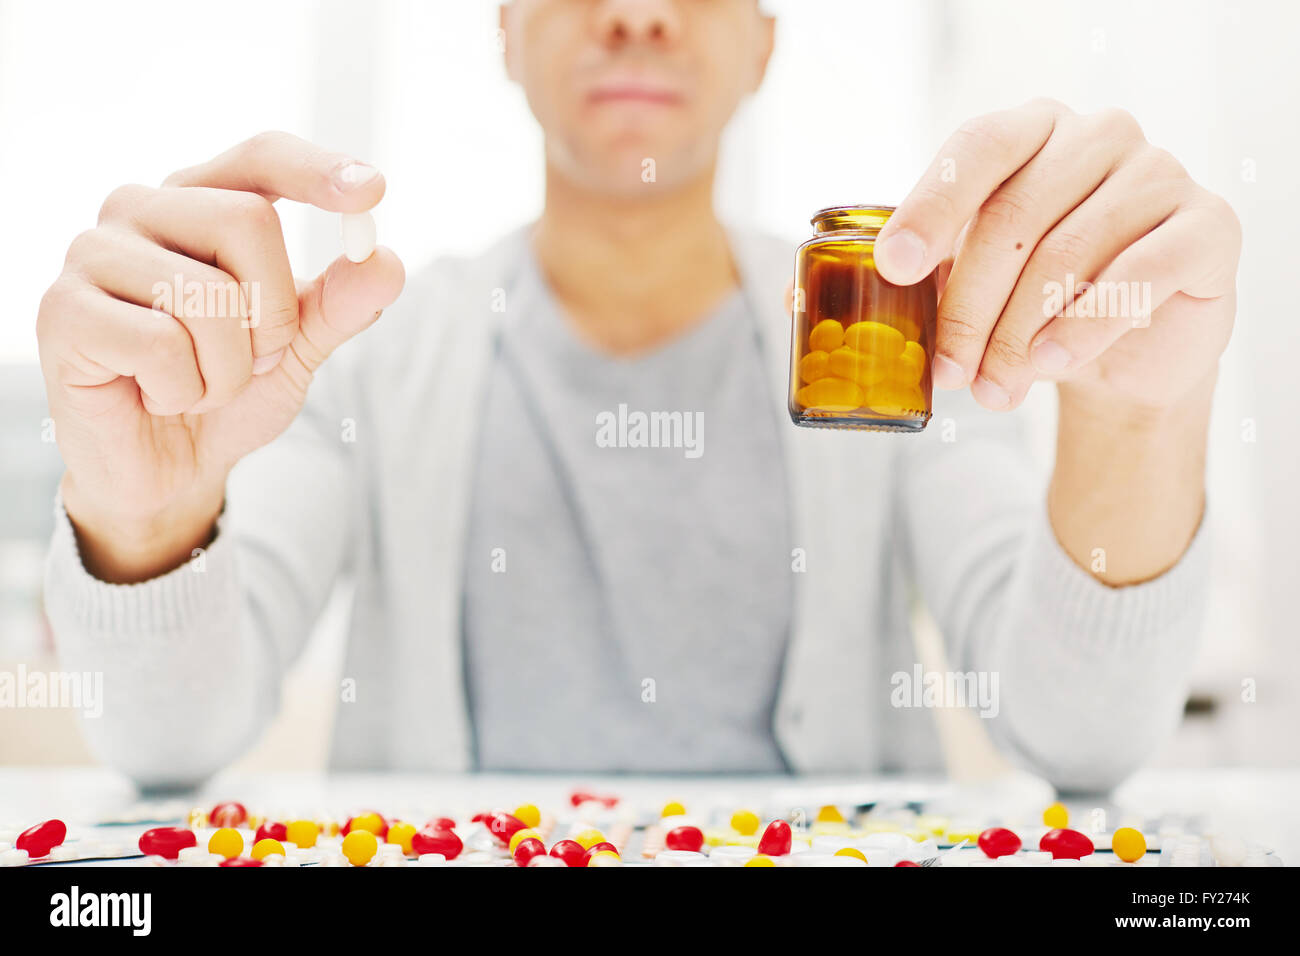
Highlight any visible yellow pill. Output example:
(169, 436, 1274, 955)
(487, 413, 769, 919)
(514, 804, 542, 829)
(1112, 827, 1147, 863)
(843, 321, 905, 358)
(896, 341, 927, 385)
(348, 811, 386, 836)
(828, 346, 888, 387)
(835, 847, 868, 863)
(862, 821, 902, 834)
(208, 828, 243, 859)
(796, 377, 866, 411)
(342, 829, 379, 867)
(251, 838, 285, 861)
(509, 828, 542, 853)
(816, 805, 845, 824)
(881, 314, 922, 342)
(808, 319, 845, 353)
(744, 854, 776, 867)
(186, 808, 208, 829)
(387, 822, 417, 855)
(812, 822, 850, 837)
(865, 381, 925, 415)
(799, 349, 830, 384)
(915, 815, 949, 836)
(573, 828, 605, 850)
(588, 850, 622, 867)
(661, 801, 687, 818)
(285, 819, 320, 849)
(730, 809, 760, 836)
(1043, 802, 1069, 829)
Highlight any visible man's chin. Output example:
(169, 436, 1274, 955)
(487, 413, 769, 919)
(554, 145, 709, 197)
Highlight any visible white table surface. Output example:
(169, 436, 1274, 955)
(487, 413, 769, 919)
(1, 766, 1295, 864)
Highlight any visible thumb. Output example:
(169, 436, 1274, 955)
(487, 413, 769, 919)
(278, 247, 405, 379)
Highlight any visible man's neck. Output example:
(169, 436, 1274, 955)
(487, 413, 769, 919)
(532, 162, 740, 355)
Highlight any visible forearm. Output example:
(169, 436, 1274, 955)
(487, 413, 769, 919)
(45, 501, 270, 789)
(1048, 371, 1215, 587)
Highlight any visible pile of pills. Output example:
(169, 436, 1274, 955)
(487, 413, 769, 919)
(796, 318, 927, 414)
(0, 794, 1283, 868)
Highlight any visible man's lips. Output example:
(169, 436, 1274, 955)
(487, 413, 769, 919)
(587, 82, 685, 105)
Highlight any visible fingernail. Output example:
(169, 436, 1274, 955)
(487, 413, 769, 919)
(932, 353, 966, 390)
(971, 375, 1012, 410)
(333, 161, 380, 191)
(252, 348, 285, 375)
(1030, 339, 1072, 374)
(874, 228, 927, 284)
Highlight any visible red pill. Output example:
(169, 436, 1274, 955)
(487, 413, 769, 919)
(585, 841, 618, 859)
(569, 790, 619, 808)
(1040, 828, 1094, 860)
(426, 816, 457, 831)
(487, 811, 527, 847)
(254, 821, 288, 844)
(977, 827, 1022, 859)
(549, 839, 588, 867)
(209, 802, 247, 828)
(138, 827, 198, 860)
(411, 826, 463, 860)
(16, 820, 67, 858)
(665, 825, 705, 853)
(218, 856, 263, 867)
(471, 810, 492, 823)
(894, 860, 921, 867)
(514, 837, 547, 867)
(757, 820, 792, 856)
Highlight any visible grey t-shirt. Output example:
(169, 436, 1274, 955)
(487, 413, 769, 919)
(462, 250, 792, 772)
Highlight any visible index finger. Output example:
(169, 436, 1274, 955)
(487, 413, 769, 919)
(874, 98, 1062, 286)
(162, 130, 386, 213)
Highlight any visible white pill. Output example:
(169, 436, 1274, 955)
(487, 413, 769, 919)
(340, 211, 377, 263)
(1210, 835, 1247, 867)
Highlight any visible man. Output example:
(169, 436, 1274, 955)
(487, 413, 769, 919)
(37, 1, 1236, 789)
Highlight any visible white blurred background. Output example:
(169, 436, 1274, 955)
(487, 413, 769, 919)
(0, 0, 1295, 773)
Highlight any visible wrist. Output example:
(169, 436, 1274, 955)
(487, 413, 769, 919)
(1056, 368, 1218, 436)
(62, 473, 226, 584)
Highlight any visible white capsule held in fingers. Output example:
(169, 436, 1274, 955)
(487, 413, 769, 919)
(340, 211, 377, 263)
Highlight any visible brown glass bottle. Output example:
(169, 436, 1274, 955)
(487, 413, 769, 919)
(789, 205, 937, 432)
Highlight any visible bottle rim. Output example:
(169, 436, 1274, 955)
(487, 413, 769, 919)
(811, 204, 896, 234)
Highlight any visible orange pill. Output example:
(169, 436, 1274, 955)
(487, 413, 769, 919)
(796, 377, 866, 411)
(895, 341, 926, 385)
(866, 380, 925, 415)
(808, 319, 845, 353)
(881, 314, 921, 342)
(828, 347, 888, 388)
(843, 321, 905, 358)
(799, 350, 830, 384)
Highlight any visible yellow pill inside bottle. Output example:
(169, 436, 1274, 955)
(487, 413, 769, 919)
(796, 377, 866, 412)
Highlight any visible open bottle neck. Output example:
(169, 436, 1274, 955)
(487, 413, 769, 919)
(811, 205, 895, 236)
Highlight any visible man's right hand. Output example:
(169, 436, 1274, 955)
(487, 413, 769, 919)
(36, 131, 405, 583)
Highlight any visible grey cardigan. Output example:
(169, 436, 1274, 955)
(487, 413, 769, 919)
(44, 225, 1210, 791)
